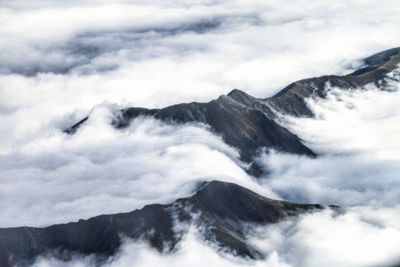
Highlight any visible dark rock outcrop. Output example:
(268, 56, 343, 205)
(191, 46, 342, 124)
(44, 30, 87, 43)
(0, 181, 325, 267)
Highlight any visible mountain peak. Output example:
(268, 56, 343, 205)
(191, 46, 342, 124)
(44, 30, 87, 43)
(227, 88, 246, 97)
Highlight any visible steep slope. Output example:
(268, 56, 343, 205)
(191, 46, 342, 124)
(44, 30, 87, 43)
(0, 181, 324, 267)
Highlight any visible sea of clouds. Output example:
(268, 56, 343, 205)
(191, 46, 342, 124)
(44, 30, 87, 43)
(1, 0, 400, 266)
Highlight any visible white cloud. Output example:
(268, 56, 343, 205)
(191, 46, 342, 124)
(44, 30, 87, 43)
(250, 207, 400, 267)
(1, 0, 400, 91)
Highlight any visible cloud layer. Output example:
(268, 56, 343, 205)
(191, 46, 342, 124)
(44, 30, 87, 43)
(1, 0, 400, 266)
(2, 0, 400, 107)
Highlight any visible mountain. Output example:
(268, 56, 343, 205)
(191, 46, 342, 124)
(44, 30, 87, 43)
(66, 47, 400, 172)
(67, 88, 315, 167)
(0, 181, 325, 267)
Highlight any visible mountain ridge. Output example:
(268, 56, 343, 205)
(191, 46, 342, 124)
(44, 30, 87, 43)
(65, 47, 400, 170)
(0, 181, 326, 267)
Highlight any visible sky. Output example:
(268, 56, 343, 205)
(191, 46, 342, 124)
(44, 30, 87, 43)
(1, 0, 400, 266)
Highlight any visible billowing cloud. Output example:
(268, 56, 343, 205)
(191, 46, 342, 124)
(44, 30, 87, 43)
(250, 207, 400, 267)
